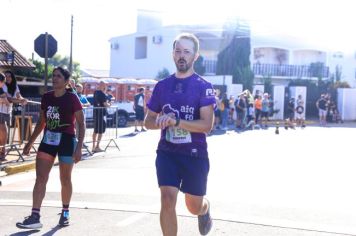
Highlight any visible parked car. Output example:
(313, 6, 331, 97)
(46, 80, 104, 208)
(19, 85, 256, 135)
(84, 94, 136, 127)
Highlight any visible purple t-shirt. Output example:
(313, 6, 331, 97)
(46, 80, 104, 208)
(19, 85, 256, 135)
(41, 90, 83, 135)
(147, 73, 215, 158)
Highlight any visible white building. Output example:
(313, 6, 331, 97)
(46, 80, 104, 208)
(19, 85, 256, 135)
(109, 10, 356, 88)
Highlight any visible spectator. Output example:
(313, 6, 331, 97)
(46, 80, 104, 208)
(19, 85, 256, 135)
(0, 73, 10, 161)
(133, 87, 146, 132)
(92, 81, 111, 152)
(296, 94, 305, 127)
(75, 84, 90, 107)
(220, 93, 229, 130)
(316, 94, 327, 126)
(261, 93, 270, 128)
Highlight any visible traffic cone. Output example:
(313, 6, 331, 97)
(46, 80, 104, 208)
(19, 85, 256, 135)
(275, 121, 279, 134)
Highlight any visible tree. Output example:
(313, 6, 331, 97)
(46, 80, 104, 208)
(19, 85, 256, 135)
(263, 76, 273, 95)
(309, 62, 325, 79)
(216, 18, 254, 89)
(155, 68, 170, 80)
(194, 55, 206, 76)
(14, 54, 81, 81)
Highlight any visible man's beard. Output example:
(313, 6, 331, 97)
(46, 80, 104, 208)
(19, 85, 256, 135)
(175, 59, 192, 73)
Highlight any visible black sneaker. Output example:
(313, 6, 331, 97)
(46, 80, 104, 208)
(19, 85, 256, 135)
(198, 200, 212, 235)
(16, 214, 43, 229)
(58, 211, 70, 227)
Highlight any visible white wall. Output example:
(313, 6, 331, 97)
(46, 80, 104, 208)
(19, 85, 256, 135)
(337, 88, 356, 120)
(110, 28, 180, 78)
(273, 85, 285, 120)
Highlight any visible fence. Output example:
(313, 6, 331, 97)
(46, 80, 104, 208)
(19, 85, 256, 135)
(1, 101, 126, 163)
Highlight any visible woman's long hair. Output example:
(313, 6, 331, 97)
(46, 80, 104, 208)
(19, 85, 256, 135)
(4, 70, 17, 96)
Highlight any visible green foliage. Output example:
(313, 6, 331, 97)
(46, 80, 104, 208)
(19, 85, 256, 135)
(194, 55, 206, 76)
(14, 55, 80, 81)
(216, 18, 254, 88)
(233, 66, 254, 91)
(263, 76, 273, 94)
(155, 68, 170, 80)
(330, 65, 342, 82)
(309, 62, 325, 79)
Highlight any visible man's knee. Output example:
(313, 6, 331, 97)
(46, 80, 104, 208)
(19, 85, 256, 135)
(185, 196, 204, 215)
(161, 189, 178, 211)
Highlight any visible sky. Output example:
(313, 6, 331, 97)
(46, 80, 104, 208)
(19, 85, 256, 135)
(1, 0, 356, 70)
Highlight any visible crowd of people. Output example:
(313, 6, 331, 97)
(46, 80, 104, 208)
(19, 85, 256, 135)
(213, 89, 282, 131)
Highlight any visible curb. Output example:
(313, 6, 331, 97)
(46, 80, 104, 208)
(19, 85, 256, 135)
(4, 161, 36, 175)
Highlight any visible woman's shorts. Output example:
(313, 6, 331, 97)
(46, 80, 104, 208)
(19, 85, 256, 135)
(38, 131, 77, 164)
(0, 113, 10, 125)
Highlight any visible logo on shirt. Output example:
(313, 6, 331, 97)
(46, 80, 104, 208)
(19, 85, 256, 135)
(46, 106, 69, 130)
(206, 88, 214, 97)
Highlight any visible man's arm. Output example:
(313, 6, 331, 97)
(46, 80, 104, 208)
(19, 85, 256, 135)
(154, 105, 214, 134)
(144, 109, 160, 130)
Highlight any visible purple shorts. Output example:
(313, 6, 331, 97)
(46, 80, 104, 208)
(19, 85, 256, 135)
(155, 149, 210, 196)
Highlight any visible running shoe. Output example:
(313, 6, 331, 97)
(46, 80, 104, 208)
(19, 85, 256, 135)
(198, 200, 213, 235)
(16, 214, 43, 229)
(58, 211, 70, 227)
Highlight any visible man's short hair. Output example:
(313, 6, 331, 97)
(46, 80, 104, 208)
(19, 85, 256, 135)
(173, 33, 200, 54)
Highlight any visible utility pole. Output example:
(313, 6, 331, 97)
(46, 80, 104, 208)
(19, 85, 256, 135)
(69, 15, 73, 75)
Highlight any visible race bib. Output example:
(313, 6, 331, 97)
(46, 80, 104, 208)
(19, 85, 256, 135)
(43, 130, 62, 146)
(165, 127, 192, 144)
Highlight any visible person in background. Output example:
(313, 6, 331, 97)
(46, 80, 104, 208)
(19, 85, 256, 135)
(296, 94, 305, 128)
(92, 81, 111, 152)
(213, 89, 221, 130)
(261, 93, 270, 128)
(4, 71, 26, 127)
(106, 87, 115, 102)
(133, 87, 146, 132)
(316, 94, 327, 126)
(220, 93, 229, 130)
(0, 71, 27, 160)
(0, 73, 11, 161)
(75, 84, 91, 107)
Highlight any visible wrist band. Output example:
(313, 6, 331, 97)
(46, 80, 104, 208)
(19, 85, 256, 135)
(175, 117, 180, 127)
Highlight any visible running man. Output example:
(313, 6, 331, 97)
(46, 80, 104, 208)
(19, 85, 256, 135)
(144, 33, 215, 236)
(16, 67, 85, 229)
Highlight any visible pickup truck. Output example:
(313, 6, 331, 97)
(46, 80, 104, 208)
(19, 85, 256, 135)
(84, 94, 136, 127)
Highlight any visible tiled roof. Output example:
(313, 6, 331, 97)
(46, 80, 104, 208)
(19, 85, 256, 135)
(0, 40, 35, 69)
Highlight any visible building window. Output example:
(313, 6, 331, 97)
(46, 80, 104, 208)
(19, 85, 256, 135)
(135, 37, 147, 59)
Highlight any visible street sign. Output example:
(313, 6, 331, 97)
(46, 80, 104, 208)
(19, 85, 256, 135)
(34, 33, 57, 58)
(0, 51, 14, 62)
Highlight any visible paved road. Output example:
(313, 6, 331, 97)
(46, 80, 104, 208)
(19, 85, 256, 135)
(1, 126, 356, 235)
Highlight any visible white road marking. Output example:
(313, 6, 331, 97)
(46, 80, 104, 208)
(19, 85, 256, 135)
(116, 213, 150, 227)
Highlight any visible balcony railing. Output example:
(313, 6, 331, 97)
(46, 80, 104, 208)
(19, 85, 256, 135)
(202, 60, 329, 78)
(252, 63, 329, 78)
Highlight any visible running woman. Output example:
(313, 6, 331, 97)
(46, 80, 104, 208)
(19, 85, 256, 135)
(16, 66, 85, 229)
(144, 33, 215, 236)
